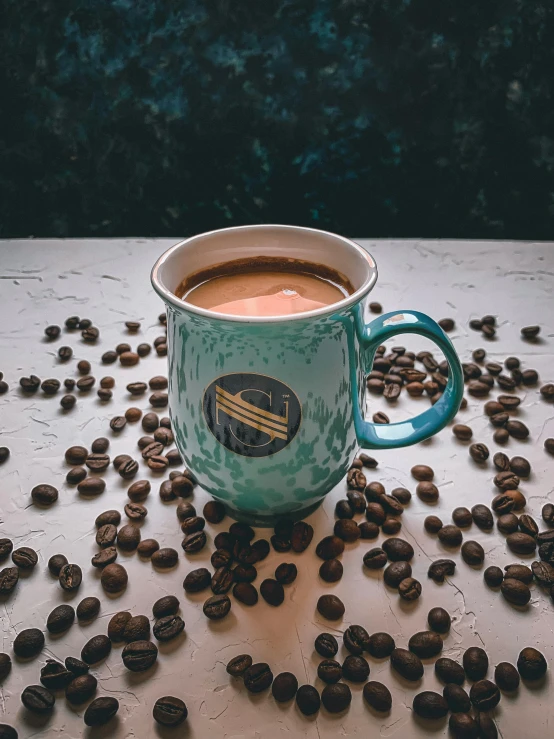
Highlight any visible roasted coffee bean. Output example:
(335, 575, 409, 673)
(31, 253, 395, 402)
(367, 378, 385, 394)
(107, 612, 132, 642)
(438, 525, 463, 547)
(159, 479, 175, 501)
(136, 536, 158, 557)
(171, 475, 194, 497)
(260, 578, 284, 606)
(60, 393, 76, 409)
(122, 640, 158, 671)
(315, 633, 338, 658)
(125, 407, 142, 423)
(494, 471, 520, 490)
(41, 378, 61, 395)
(428, 558, 456, 582)
(76, 597, 100, 621)
(203, 594, 231, 620)
(521, 324, 540, 339)
(13, 628, 44, 658)
(251, 538, 270, 562)
(363, 681, 392, 712)
(91, 547, 118, 568)
(30, 483, 58, 506)
(426, 606, 451, 634)
(468, 380, 491, 397)
(518, 514, 538, 537)
(64, 656, 89, 676)
(183, 568, 212, 593)
(86, 453, 110, 472)
(77, 476, 106, 495)
(59, 563, 82, 591)
(182, 531, 207, 553)
(517, 647, 547, 679)
(227, 654, 252, 676)
(507, 532, 536, 555)
(76, 375, 96, 392)
(84, 696, 119, 726)
(153, 696, 188, 727)
(202, 500, 226, 525)
(490, 411, 509, 427)
(448, 712, 479, 738)
(497, 373, 516, 390)
(532, 560, 554, 585)
(435, 657, 465, 685)
(471, 504, 493, 530)
(470, 679, 500, 711)
(338, 625, 368, 657)
(295, 684, 320, 716)
(373, 410, 391, 423)
(359, 453, 378, 468)
(39, 660, 73, 690)
(453, 424, 472, 441)
(408, 631, 443, 658)
(20, 374, 41, 393)
(443, 683, 471, 713)
(46, 554, 67, 578)
(495, 662, 520, 691)
(501, 578, 531, 605)
(541, 382, 554, 402)
(118, 457, 139, 479)
(233, 581, 259, 605)
(152, 596, 179, 620)
(484, 566, 504, 587)
(497, 513, 519, 534)
(540, 542, 554, 563)
(101, 350, 117, 364)
(463, 646, 488, 680)
(321, 683, 351, 713)
(101, 563, 128, 592)
(45, 324, 61, 339)
(382, 517, 402, 535)
(424, 515, 443, 534)
(492, 493, 515, 514)
(271, 672, 298, 702)
(81, 635, 111, 665)
(469, 443, 489, 462)
(149, 391, 168, 408)
(359, 521, 379, 539)
(153, 615, 185, 642)
(461, 540, 485, 566)
(509, 455, 530, 477)
(365, 502, 386, 525)
(365, 481, 386, 501)
(317, 594, 345, 620)
(275, 562, 297, 585)
(413, 691, 448, 719)
(335, 499, 354, 519)
(347, 467, 367, 490)
(21, 685, 55, 714)
(243, 662, 273, 693)
(113, 454, 132, 470)
(342, 654, 370, 682)
(120, 351, 139, 366)
(398, 578, 422, 601)
(382, 537, 414, 561)
(417, 482, 439, 503)
(390, 648, 424, 681)
(452, 507, 472, 528)
(143, 543, 172, 565)
(96, 524, 117, 548)
(65, 445, 88, 465)
(181, 516, 206, 535)
(494, 428, 510, 444)
(58, 344, 73, 361)
(81, 326, 99, 342)
(0, 540, 12, 562)
(317, 659, 342, 684)
(411, 464, 434, 481)
(117, 524, 141, 551)
(506, 420, 530, 439)
(141, 413, 160, 434)
(290, 521, 314, 552)
(211, 567, 234, 595)
(493, 451, 510, 471)
(316, 535, 345, 560)
(346, 490, 366, 513)
(363, 548, 387, 569)
(110, 415, 127, 432)
(382, 563, 411, 592)
(126, 503, 148, 522)
(381, 494, 404, 517)
(211, 548, 233, 569)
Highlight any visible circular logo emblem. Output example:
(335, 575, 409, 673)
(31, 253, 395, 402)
(203, 373, 301, 457)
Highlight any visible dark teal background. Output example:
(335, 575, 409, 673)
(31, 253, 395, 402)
(2, 0, 553, 238)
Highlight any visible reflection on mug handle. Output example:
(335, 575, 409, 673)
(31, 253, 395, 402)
(351, 308, 464, 449)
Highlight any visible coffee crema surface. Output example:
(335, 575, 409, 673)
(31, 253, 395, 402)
(176, 257, 354, 317)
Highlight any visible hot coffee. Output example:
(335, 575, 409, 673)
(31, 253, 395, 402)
(176, 257, 354, 317)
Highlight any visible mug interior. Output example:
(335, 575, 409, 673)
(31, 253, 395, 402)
(152, 224, 377, 322)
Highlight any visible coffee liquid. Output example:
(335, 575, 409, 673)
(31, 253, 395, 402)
(176, 257, 354, 317)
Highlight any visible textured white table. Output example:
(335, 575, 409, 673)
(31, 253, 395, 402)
(0, 238, 553, 739)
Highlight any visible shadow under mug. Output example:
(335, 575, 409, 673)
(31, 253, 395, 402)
(152, 225, 464, 525)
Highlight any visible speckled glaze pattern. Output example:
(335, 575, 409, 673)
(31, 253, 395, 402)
(165, 300, 463, 524)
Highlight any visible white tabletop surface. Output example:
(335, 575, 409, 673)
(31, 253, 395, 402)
(0, 238, 553, 739)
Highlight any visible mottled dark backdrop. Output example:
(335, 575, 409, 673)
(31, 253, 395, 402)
(1, 0, 553, 239)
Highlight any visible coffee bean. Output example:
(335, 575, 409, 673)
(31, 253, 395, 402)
(211, 566, 234, 595)
(493, 452, 510, 471)
(519, 514, 539, 537)
(317, 659, 342, 684)
(64, 445, 87, 465)
(81, 635, 111, 665)
(365, 502, 386, 525)
(122, 640, 158, 672)
(363, 681, 392, 712)
(106, 612, 131, 642)
(85, 453, 110, 473)
(316, 535, 346, 560)
(367, 378, 385, 394)
(469, 443, 489, 462)
(408, 631, 442, 659)
(493, 428, 509, 444)
(411, 465, 433, 482)
(29, 482, 58, 507)
(470, 679, 500, 711)
(116, 524, 140, 551)
(295, 684, 320, 716)
(435, 657, 465, 685)
(181, 516, 206, 535)
(153, 615, 185, 642)
(532, 560, 554, 586)
(520, 324, 540, 339)
(471, 504, 493, 529)
(461, 540, 485, 566)
(119, 351, 139, 366)
(358, 521, 379, 540)
(172, 475, 194, 497)
(413, 691, 448, 719)
(317, 594, 345, 620)
(426, 606, 450, 634)
(40, 660, 73, 690)
(273, 562, 296, 586)
(517, 647, 547, 680)
(200, 501, 225, 526)
(363, 548, 387, 570)
(398, 577, 422, 601)
(20, 374, 41, 393)
(391, 648, 423, 680)
(428, 559, 456, 582)
(321, 682, 351, 713)
(382, 537, 414, 561)
(501, 578, 531, 605)
(76, 597, 100, 622)
(451, 507, 472, 528)
(123, 615, 150, 643)
(424, 515, 443, 534)
(101, 350, 117, 364)
(63, 657, 88, 677)
(233, 581, 259, 606)
(13, 628, 44, 658)
(203, 594, 231, 620)
(497, 513, 519, 535)
(21, 685, 55, 714)
(0, 540, 13, 562)
(91, 547, 118, 568)
(118, 457, 139, 479)
(59, 563, 82, 591)
(290, 521, 314, 552)
(365, 481, 385, 501)
(148, 546, 176, 569)
(101, 563, 128, 592)
(342, 654, 370, 682)
(260, 578, 284, 606)
(84, 696, 119, 726)
(243, 662, 273, 693)
(378, 565, 409, 594)
(417, 481, 439, 503)
(443, 683, 471, 712)
(210, 548, 232, 569)
(495, 662, 520, 691)
(77, 476, 106, 495)
(182, 531, 207, 553)
(492, 493, 515, 514)
(96, 524, 117, 548)
(226, 654, 252, 676)
(271, 672, 298, 702)
(506, 532, 536, 555)
(463, 646, 488, 681)
(484, 566, 504, 588)
(0, 654, 11, 683)
(438, 525, 463, 547)
(449, 712, 479, 738)
(126, 503, 148, 522)
(545, 438, 554, 455)
(382, 517, 402, 535)
(183, 568, 211, 593)
(346, 491, 366, 514)
(153, 696, 188, 727)
(453, 424, 472, 441)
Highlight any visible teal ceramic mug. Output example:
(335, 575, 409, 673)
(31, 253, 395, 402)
(152, 225, 464, 525)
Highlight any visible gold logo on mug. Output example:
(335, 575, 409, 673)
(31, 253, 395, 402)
(203, 373, 301, 457)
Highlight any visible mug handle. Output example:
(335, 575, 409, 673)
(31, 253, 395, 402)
(353, 309, 464, 449)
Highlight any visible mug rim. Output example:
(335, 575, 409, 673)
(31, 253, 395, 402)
(151, 224, 378, 323)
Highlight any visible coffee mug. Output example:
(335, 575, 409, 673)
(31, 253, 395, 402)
(152, 225, 463, 524)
